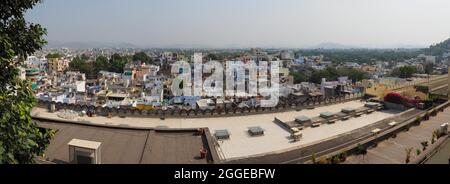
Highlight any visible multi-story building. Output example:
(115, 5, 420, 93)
(47, 58, 65, 74)
(280, 50, 294, 60)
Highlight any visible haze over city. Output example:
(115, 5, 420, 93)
(4, 0, 450, 170)
(26, 0, 450, 48)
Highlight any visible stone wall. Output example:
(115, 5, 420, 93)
(37, 93, 363, 119)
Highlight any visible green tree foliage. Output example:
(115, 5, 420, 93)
(69, 55, 93, 78)
(132, 52, 152, 64)
(69, 54, 129, 79)
(339, 67, 368, 82)
(298, 67, 369, 84)
(207, 53, 226, 61)
(45, 53, 62, 58)
(109, 53, 128, 73)
(291, 71, 309, 83)
(94, 56, 109, 73)
(0, 0, 54, 164)
(389, 66, 417, 78)
(297, 49, 421, 64)
(424, 62, 434, 74)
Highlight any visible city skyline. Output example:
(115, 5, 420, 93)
(26, 0, 450, 48)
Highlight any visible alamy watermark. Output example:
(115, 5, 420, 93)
(171, 53, 280, 107)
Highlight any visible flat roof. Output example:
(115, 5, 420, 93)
(36, 121, 217, 164)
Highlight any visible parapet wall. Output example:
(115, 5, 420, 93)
(36, 93, 363, 119)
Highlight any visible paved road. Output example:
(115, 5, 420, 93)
(226, 109, 423, 164)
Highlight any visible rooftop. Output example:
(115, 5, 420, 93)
(36, 121, 218, 164)
(32, 100, 398, 161)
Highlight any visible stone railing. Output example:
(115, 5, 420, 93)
(36, 93, 364, 119)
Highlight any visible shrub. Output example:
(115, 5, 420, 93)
(384, 92, 404, 104)
(329, 155, 341, 164)
(415, 85, 429, 93)
(384, 92, 419, 106)
(431, 109, 437, 116)
(415, 116, 422, 124)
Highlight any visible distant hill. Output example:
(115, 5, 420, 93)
(45, 41, 141, 49)
(423, 38, 450, 56)
(311, 42, 359, 49)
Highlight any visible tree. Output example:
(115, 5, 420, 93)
(80, 53, 89, 61)
(132, 52, 152, 64)
(46, 53, 62, 59)
(69, 53, 129, 77)
(309, 70, 329, 84)
(390, 66, 417, 78)
(69, 56, 94, 78)
(93, 56, 109, 75)
(291, 71, 309, 83)
(338, 67, 368, 82)
(207, 53, 224, 61)
(424, 62, 434, 74)
(0, 0, 54, 163)
(109, 53, 128, 73)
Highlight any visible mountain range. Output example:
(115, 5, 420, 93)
(44, 40, 431, 50)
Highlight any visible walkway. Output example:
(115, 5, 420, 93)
(344, 106, 450, 164)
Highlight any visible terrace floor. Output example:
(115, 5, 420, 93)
(33, 100, 399, 160)
(38, 121, 212, 164)
(344, 107, 450, 164)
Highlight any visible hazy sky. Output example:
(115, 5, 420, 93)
(26, 0, 450, 48)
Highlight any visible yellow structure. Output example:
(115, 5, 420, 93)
(135, 103, 156, 110)
(47, 58, 64, 73)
